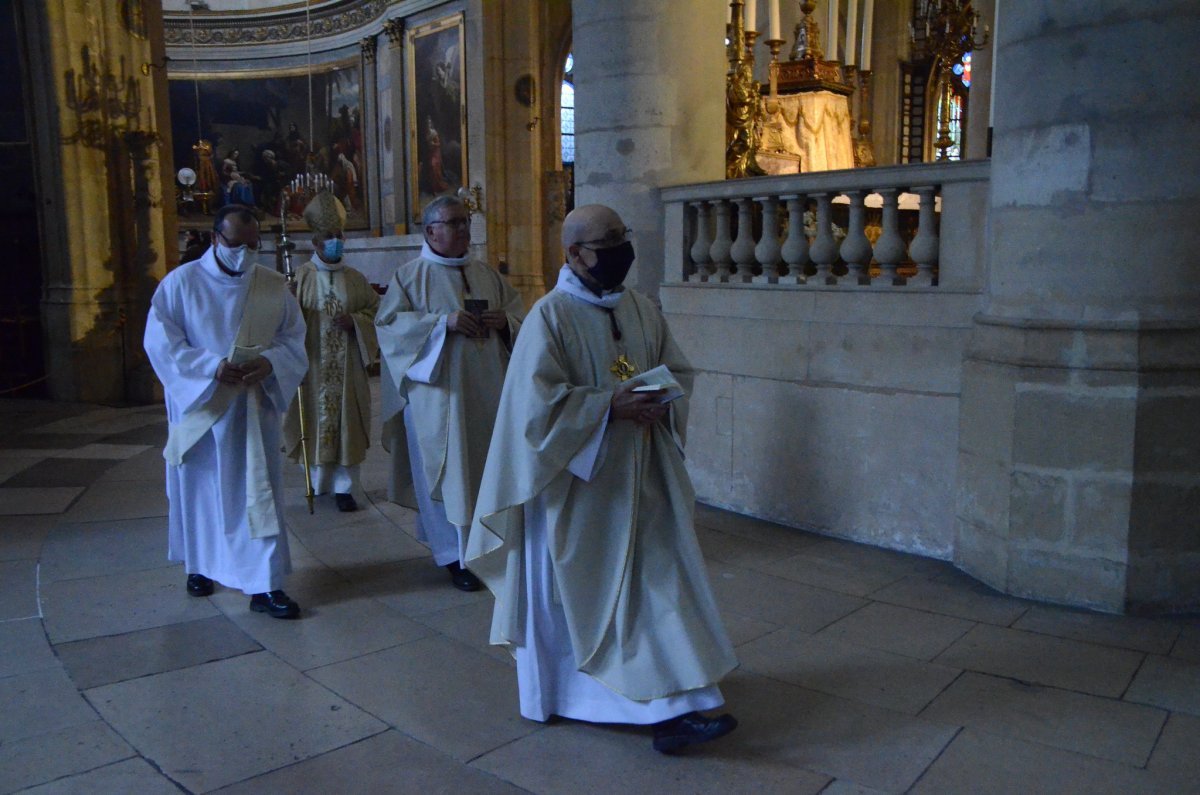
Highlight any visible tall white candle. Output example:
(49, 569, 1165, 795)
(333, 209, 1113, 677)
(827, 0, 840, 61)
(845, 0, 858, 66)
(861, 0, 874, 70)
(769, 0, 781, 40)
(745, 0, 756, 33)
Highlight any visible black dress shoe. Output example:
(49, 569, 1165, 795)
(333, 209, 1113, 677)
(652, 711, 738, 754)
(249, 590, 301, 619)
(335, 492, 358, 512)
(445, 562, 482, 592)
(186, 573, 214, 597)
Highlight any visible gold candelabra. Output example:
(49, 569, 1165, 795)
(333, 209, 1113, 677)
(911, 0, 988, 160)
(725, 0, 765, 179)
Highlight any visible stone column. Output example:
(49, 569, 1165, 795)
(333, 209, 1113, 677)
(360, 35, 381, 233)
(381, 17, 404, 233)
(571, 0, 726, 297)
(25, 0, 173, 404)
(956, 2, 1200, 613)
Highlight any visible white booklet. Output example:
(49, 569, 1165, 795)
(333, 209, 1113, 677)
(627, 364, 685, 404)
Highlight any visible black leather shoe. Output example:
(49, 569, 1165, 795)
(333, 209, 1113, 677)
(335, 492, 358, 512)
(249, 590, 301, 619)
(445, 562, 482, 592)
(652, 711, 738, 754)
(186, 573, 213, 597)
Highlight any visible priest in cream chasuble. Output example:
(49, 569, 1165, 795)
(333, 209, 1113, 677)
(376, 196, 524, 590)
(284, 191, 380, 511)
(466, 205, 738, 750)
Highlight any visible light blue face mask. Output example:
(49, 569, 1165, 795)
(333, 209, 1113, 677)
(322, 238, 344, 262)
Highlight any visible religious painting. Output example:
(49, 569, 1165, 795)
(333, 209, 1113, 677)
(406, 13, 467, 226)
(167, 59, 368, 230)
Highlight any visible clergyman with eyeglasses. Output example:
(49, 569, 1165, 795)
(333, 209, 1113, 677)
(465, 204, 739, 754)
(144, 204, 309, 619)
(375, 196, 525, 592)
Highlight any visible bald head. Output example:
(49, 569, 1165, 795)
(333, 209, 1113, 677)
(562, 204, 624, 250)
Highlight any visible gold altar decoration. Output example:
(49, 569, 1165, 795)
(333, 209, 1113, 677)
(780, 0, 852, 96)
(725, 0, 765, 179)
(911, 0, 988, 160)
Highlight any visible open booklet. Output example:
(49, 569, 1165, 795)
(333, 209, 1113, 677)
(626, 364, 685, 404)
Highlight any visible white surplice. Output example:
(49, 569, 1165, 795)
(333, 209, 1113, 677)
(145, 248, 308, 594)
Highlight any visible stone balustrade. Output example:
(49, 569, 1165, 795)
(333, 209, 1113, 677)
(662, 160, 990, 292)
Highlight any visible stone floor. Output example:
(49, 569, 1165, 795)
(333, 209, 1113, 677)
(1, 392, 1198, 795)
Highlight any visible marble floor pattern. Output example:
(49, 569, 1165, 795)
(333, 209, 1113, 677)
(1, 390, 1198, 795)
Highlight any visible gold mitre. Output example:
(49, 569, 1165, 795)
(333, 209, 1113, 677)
(302, 190, 347, 234)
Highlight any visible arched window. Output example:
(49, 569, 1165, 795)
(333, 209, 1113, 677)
(560, 53, 574, 166)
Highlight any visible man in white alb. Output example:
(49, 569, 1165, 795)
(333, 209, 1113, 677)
(145, 204, 308, 619)
(376, 196, 524, 590)
(467, 204, 739, 753)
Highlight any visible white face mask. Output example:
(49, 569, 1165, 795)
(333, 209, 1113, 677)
(216, 242, 255, 272)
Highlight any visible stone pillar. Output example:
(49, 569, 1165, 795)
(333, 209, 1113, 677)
(25, 0, 174, 404)
(381, 17, 404, 233)
(571, 0, 726, 297)
(360, 35, 381, 233)
(956, 3, 1200, 613)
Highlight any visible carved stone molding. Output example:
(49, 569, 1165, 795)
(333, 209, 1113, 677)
(382, 18, 404, 47)
(163, 0, 387, 47)
(361, 35, 377, 63)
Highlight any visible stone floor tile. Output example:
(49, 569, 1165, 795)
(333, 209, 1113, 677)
(695, 525, 807, 570)
(16, 756, 184, 795)
(41, 564, 218, 644)
(216, 729, 526, 795)
(297, 516, 431, 569)
(694, 503, 821, 551)
(356, 557, 492, 617)
(1123, 655, 1200, 716)
(721, 610, 782, 648)
(38, 516, 168, 583)
(0, 667, 97, 745)
(1012, 604, 1182, 655)
(60, 479, 165, 522)
(934, 624, 1144, 697)
(1170, 623, 1200, 663)
(93, 446, 168, 483)
(764, 538, 949, 597)
(0, 455, 43, 485)
(0, 720, 132, 795)
(2, 458, 116, 489)
(919, 672, 1167, 766)
(0, 559, 38, 621)
(816, 602, 975, 661)
(818, 781, 891, 795)
(910, 728, 1159, 795)
(98, 421, 167, 447)
(363, 496, 420, 530)
(871, 571, 1032, 625)
(54, 442, 153, 460)
(412, 599, 515, 666)
(716, 671, 958, 792)
(53, 615, 261, 690)
(0, 617, 57, 679)
(0, 515, 56, 562)
(307, 636, 536, 762)
(1146, 712, 1200, 790)
(737, 628, 961, 715)
(471, 716, 831, 795)
(0, 486, 85, 516)
(209, 587, 434, 671)
(0, 433, 104, 451)
(707, 563, 866, 632)
(85, 651, 385, 793)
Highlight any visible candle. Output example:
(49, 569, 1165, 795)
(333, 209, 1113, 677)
(860, 0, 873, 70)
(845, 0, 858, 66)
(827, 0, 839, 61)
(745, 0, 756, 33)
(769, 0, 780, 40)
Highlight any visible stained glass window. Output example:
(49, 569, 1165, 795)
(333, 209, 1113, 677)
(561, 53, 574, 165)
(952, 51, 972, 88)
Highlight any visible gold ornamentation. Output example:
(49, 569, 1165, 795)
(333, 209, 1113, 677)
(610, 354, 638, 382)
(383, 18, 404, 47)
(163, 0, 388, 46)
(725, 0, 765, 180)
(911, 1, 988, 160)
(361, 36, 377, 63)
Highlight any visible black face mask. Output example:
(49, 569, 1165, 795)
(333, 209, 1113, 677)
(584, 240, 635, 293)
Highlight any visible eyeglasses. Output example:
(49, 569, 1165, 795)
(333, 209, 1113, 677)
(429, 217, 470, 230)
(575, 228, 632, 250)
(216, 228, 261, 250)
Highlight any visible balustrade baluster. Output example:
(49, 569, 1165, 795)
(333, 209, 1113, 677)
(753, 196, 782, 284)
(689, 201, 712, 282)
(809, 192, 838, 285)
(908, 186, 940, 286)
(708, 200, 733, 282)
(872, 188, 905, 286)
(838, 190, 872, 285)
(731, 198, 757, 283)
(780, 194, 808, 284)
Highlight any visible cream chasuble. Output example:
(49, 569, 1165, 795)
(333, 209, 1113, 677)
(467, 268, 738, 702)
(284, 259, 379, 469)
(375, 246, 525, 531)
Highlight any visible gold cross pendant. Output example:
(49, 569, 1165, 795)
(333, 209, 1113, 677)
(609, 354, 638, 382)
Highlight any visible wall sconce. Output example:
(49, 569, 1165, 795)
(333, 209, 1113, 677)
(140, 55, 170, 76)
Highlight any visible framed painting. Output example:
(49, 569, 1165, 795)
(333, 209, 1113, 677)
(168, 58, 368, 230)
(406, 13, 467, 226)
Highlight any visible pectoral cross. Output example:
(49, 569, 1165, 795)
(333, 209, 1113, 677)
(609, 354, 638, 382)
